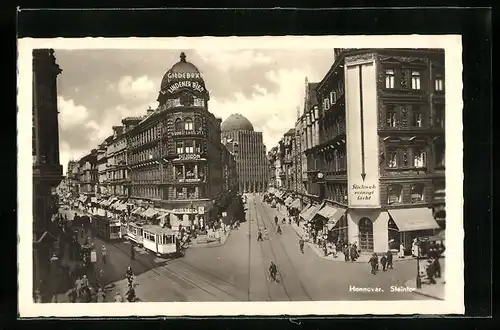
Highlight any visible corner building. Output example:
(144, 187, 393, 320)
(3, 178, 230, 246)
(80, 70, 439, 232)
(306, 48, 445, 254)
(126, 53, 224, 226)
(221, 114, 268, 193)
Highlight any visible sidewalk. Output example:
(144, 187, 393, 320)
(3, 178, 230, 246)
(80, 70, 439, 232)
(404, 260, 446, 300)
(188, 227, 232, 248)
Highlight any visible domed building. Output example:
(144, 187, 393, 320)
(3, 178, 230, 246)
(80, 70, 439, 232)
(124, 52, 235, 228)
(221, 114, 268, 193)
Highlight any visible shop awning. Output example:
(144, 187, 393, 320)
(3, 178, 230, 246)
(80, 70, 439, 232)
(157, 212, 169, 220)
(289, 198, 302, 209)
(284, 196, 293, 205)
(141, 208, 159, 218)
(91, 197, 98, 203)
(97, 209, 106, 217)
(131, 207, 144, 215)
(388, 208, 440, 232)
(116, 203, 128, 212)
(299, 204, 312, 216)
(302, 204, 323, 222)
(317, 204, 337, 219)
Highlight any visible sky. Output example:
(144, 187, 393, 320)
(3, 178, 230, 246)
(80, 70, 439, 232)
(55, 48, 334, 173)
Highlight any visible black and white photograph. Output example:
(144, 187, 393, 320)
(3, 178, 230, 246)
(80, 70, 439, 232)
(18, 36, 464, 316)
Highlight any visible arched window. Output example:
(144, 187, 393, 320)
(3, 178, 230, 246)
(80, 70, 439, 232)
(358, 217, 374, 252)
(174, 118, 182, 131)
(194, 117, 202, 131)
(387, 184, 403, 205)
(410, 183, 425, 203)
(184, 117, 193, 131)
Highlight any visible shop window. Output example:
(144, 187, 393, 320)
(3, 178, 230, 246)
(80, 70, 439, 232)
(187, 187, 196, 198)
(387, 148, 398, 168)
(385, 69, 395, 89)
(387, 184, 403, 204)
(185, 164, 195, 178)
(184, 117, 193, 131)
(195, 140, 202, 154)
(175, 165, 183, 179)
(176, 141, 184, 154)
(413, 147, 427, 168)
(411, 183, 425, 203)
(411, 71, 421, 90)
(435, 74, 444, 91)
(185, 140, 194, 154)
(174, 118, 182, 131)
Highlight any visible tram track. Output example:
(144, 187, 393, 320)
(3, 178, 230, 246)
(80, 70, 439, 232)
(255, 196, 313, 301)
(247, 195, 273, 301)
(253, 196, 292, 301)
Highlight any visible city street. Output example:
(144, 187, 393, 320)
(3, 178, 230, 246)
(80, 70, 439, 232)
(94, 195, 429, 302)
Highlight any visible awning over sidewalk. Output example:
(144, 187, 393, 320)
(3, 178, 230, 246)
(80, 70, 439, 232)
(302, 203, 323, 222)
(141, 208, 159, 219)
(131, 207, 144, 215)
(91, 197, 98, 203)
(316, 204, 347, 230)
(299, 204, 312, 216)
(289, 198, 302, 209)
(284, 196, 293, 205)
(388, 208, 440, 232)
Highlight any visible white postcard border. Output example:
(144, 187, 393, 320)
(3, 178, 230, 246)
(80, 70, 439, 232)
(17, 35, 464, 317)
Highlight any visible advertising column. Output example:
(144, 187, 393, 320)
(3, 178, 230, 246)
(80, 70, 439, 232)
(345, 53, 388, 253)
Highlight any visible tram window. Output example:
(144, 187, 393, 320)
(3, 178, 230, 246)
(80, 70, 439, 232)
(165, 235, 173, 244)
(144, 232, 155, 242)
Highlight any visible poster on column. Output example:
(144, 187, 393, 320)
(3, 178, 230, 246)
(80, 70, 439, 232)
(345, 55, 381, 208)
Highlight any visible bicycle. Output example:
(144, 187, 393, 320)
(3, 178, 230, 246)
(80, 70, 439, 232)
(267, 271, 281, 283)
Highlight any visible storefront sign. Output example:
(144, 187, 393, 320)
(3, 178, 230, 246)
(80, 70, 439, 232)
(178, 154, 201, 160)
(172, 208, 198, 214)
(167, 80, 205, 94)
(345, 60, 381, 208)
(198, 206, 205, 214)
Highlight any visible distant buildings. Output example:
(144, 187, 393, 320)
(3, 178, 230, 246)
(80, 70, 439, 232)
(268, 48, 446, 254)
(221, 114, 268, 193)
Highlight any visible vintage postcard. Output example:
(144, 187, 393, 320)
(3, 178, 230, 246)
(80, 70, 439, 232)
(18, 35, 464, 317)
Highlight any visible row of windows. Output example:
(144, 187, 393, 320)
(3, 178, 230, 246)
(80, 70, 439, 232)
(385, 104, 445, 129)
(174, 117, 203, 131)
(384, 68, 444, 91)
(132, 168, 161, 181)
(386, 183, 440, 205)
(131, 186, 161, 198)
(175, 186, 198, 199)
(325, 184, 349, 204)
(321, 81, 345, 111)
(176, 140, 203, 154)
(385, 142, 445, 169)
(130, 125, 162, 148)
(165, 97, 205, 109)
(130, 146, 161, 164)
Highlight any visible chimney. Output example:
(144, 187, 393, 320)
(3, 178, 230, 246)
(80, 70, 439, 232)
(147, 106, 155, 116)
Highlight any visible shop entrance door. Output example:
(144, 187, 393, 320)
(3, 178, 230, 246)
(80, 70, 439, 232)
(358, 217, 374, 252)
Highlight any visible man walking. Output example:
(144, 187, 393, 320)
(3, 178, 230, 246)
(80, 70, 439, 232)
(299, 237, 305, 254)
(368, 253, 379, 275)
(130, 245, 135, 260)
(386, 250, 394, 270)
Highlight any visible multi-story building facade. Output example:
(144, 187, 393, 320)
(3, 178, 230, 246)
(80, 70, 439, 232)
(106, 125, 129, 197)
(78, 149, 98, 195)
(267, 146, 278, 188)
(96, 141, 108, 197)
(282, 129, 296, 191)
(221, 139, 239, 193)
(306, 48, 446, 253)
(32, 49, 64, 297)
(221, 113, 268, 193)
(65, 160, 80, 197)
(126, 52, 225, 226)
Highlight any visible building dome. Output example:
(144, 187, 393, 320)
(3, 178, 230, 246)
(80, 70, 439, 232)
(160, 52, 204, 92)
(221, 114, 255, 131)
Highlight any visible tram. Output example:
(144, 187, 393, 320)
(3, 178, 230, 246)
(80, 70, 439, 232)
(126, 222, 179, 257)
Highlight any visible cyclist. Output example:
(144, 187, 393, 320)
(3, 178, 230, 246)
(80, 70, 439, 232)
(282, 217, 286, 224)
(257, 229, 263, 242)
(125, 266, 134, 285)
(269, 261, 278, 282)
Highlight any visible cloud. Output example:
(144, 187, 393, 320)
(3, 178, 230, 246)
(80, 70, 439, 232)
(117, 75, 157, 101)
(197, 50, 273, 73)
(208, 67, 313, 150)
(57, 96, 90, 128)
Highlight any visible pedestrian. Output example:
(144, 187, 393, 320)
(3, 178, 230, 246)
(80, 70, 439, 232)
(426, 259, 437, 284)
(114, 291, 124, 302)
(386, 250, 394, 269)
(257, 230, 263, 242)
(277, 225, 282, 235)
(332, 244, 337, 258)
(264, 227, 269, 240)
(130, 244, 135, 260)
(369, 253, 378, 275)
(323, 240, 328, 257)
(299, 237, 305, 254)
(96, 288, 106, 302)
(343, 245, 350, 262)
(101, 245, 107, 264)
(274, 216, 278, 226)
(380, 254, 387, 271)
(399, 243, 405, 258)
(66, 287, 77, 303)
(412, 238, 419, 257)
